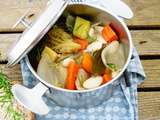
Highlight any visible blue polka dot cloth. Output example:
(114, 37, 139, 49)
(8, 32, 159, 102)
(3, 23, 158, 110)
(20, 1, 146, 120)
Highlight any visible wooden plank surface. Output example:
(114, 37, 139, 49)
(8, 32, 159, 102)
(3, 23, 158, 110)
(124, 0, 160, 27)
(0, 64, 22, 82)
(139, 60, 160, 88)
(132, 30, 160, 56)
(0, 0, 47, 32)
(0, 0, 159, 32)
(1, 30, 160, 61)
(0, 34, 21, 61)
(138, 92, 160, 120)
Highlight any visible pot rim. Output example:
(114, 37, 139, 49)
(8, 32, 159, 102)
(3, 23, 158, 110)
(25, 2, 133, 93)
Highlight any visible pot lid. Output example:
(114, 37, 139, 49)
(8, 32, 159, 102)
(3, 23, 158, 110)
(7, 0, 69, 67)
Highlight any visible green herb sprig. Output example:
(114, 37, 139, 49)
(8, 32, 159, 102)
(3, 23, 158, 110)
(0, 73, 24, 120)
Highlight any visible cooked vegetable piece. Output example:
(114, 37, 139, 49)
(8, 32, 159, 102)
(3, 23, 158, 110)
(75, 79, 85, 90)
(74, 38, 88, 51)
(103, 74, 112, 84)
(112, 69, 121, 78)
(83, 76, 103, 89)
(82, 52, 93, 73)
(94, 26, 106, 44)
(74, 53, 83, 65)
(76, 69, 89, 90)
(66, 14, 75, 32)
(92, 47, 106, 75)
(101, 41, 125, 70)
(47, 27, 81, 54)
(65, 61, 79, 90)
(42, 46, 58, 62)
(37, 48, 66, 88)
(73, 17, 91, 39)
(86, 41, 103, 52)
(77, 69, 89, 85)
(107, 63, 117, 70)
(102, 25, 118, 43)
(88, 28, 97, 43)
(62, 57, 74, 67)
(103, 68, 112, 75)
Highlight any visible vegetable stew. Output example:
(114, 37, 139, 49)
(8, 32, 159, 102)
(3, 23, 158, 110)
(35, 13, 125, 90)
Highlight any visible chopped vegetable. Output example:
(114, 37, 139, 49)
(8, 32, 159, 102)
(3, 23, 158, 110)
(74, 38, 89, 51)
(74, 53, 83, 65)
(83, 76, 103, 89)
(65, 14, 76, 32)
(37, 48, 67, 88)
(62, 57, 74, 67)
(87, 34, 96, 43)
(102, 25, 118, 43)
(76, 69, 89, 90)
(42, 46, 58, 62)
(82, 52, 93, 73)
(103, 74, 112, 84)
(101, 41, 121, 70)
(73, 17, 91, 39)
(103, 68, 112, 75)
(75, 79, 85, 90)
(107, 63, 117, 71)
(65, 61, 79, 90)
(86, 41, 103, 52)
(77, 69, 89, 86)
(112, 69, 121, 78)
(47, 27, 81, 54)
(92, 47, 106, 75)
(88, 28, 97, 43)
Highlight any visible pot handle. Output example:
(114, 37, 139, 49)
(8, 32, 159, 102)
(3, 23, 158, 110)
(11, 82, 50, 115)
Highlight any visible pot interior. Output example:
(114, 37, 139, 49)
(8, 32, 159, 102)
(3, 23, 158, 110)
(27, 4, 131, 90)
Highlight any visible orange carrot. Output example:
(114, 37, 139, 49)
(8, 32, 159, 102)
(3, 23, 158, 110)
(102, 25, 118, 43)
(65, 61, 79, 90)
(82, 52, 93, 73)
(103, 74, 112, 84)
(103, 68, 112, 75)
(74, 38, 88, 51)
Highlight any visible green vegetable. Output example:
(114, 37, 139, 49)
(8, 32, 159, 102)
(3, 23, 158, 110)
(73, 17, 91, 39)
(65, 14, 75, 32)
(107, 63, 117, 71)
(87, 34, 97, 43)
(47, 27, 81, 54)
(92, 47, 106, 75)
(0, 73, 24, 120)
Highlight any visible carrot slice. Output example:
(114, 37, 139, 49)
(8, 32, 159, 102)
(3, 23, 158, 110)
(82, 52, 93, 73)
(103, 68, 112, 75)
(74, 38, 89, 51)
(65, 61, 79, 90)
(102, 25, 118, 43)
(103, 74, 112, 84)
